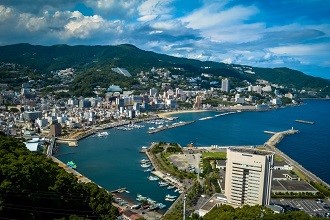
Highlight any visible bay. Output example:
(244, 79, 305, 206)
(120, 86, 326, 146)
(55, 99, 330, 206)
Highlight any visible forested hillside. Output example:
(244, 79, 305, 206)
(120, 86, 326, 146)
(1, 43, 330, 97)
(0, 133, 118, 219)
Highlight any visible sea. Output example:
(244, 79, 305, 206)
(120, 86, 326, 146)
(55, 99, 330, 207)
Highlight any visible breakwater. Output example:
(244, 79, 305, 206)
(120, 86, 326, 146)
(264, 130, 330, 188)
(147, 120, 195, 134)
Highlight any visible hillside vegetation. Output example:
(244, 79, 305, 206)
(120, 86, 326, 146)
(1, 43, 330, 97)
(0, 133, 118, 219)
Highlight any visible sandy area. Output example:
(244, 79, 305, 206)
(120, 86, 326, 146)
(157, 109, 211, 118)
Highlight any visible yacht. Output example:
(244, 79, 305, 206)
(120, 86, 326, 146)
(165, 197, 175, 202)
(167, 185, 175, 190)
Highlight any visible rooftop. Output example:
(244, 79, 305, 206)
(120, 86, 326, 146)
(228, 147, 274, 156)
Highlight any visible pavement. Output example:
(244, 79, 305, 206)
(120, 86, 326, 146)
(271, 198, 330, 217)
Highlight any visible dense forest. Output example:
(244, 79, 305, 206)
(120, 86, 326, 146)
(0, 133, 118, 219)
(1, 43, 330, 97)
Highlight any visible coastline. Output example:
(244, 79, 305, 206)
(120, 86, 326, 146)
(157, 109, 211, 118)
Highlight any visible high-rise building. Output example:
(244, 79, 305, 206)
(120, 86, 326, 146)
(221, 78, 230, 92)
(225, 148, 274, 207)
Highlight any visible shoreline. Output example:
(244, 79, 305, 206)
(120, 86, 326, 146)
(157, 109, 211, 118)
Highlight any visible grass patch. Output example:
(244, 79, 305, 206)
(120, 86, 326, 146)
(202, 152, 226, 160)
(310, 181, 330, 197)
(274, 155, 284, 162)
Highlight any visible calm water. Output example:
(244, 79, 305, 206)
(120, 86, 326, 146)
(55, 99, 330, 205)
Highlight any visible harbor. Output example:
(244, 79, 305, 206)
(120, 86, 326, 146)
(54, 100, 330, 218)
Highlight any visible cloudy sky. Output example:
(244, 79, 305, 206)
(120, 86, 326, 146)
(0, 0, 329, 79)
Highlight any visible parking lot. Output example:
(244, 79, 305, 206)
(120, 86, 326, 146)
(271, 198, 330, 217)
(168, 153, 201, 173)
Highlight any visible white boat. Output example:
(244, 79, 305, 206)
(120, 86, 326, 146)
(136, 194, 147, 201)
(148, 176, 159, 181)
(165, 194, 177, 199)
(159, 181, 169, 187)
(165, 197, 175, 202)
(143, 168, 152, 172)
(149, 127, 155, 130)
(141, 163, 151, 168)
(140, 159, 150, 163)
(157, 203, 166, 209)
(97, 131, 109, 137)
(167, 185, 175, 190)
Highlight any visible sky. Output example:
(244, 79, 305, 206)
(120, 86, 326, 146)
(0, 0, 329, 79)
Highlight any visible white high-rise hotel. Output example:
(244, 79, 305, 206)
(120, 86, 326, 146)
(225, 148, 274, 207)
(221, 78, 230, 92)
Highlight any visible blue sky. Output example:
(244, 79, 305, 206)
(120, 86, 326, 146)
(0, 0, 329, 79)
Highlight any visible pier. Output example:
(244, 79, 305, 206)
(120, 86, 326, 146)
(264, 129, 330, 188)
(147, 120, 195, 134)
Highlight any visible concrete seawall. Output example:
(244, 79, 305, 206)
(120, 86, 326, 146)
(264, 129, 330, 188)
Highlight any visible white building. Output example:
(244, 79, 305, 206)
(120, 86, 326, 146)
(225, 148, 274, 207)
(221, 78, 230, 92)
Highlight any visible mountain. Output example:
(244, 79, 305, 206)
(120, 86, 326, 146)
(0, 43, 329, 97)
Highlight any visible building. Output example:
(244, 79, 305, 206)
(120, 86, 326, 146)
(23, 111, 42, 122)
(221, 78, 230, 92)
(49, 123, 62, 137)
(225, 148, 274, 207)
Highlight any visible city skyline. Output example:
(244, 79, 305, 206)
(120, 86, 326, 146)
(0, 0, 329, 79)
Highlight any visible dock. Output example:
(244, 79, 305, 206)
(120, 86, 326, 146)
(147, 120, 195, 134)
(295, 119, 315, 124)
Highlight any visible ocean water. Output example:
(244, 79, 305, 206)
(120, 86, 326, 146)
(55, 99, 330, 205)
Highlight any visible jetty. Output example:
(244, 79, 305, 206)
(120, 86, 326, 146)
(264, 129, 299, 147)
(295, 119, 315, 124)
(264, 129, 330, 188)
(147, 120, 195, 134)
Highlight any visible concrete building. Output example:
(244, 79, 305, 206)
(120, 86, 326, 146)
(225, 148, 274, 207)
(221, 78, 230, 92)
(49, 123, 62, 137)
(23, 111, 42, 121)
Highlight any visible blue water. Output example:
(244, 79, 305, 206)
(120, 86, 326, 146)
(55, 99, 330, 205)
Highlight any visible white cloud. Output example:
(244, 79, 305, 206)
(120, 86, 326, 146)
(137, 0, 173, 22)
(0, 5, 14, 21)
(180, 2, 262, 43)
(85, 0, 140, 16)
(269, 43, 330, 56)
